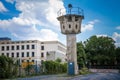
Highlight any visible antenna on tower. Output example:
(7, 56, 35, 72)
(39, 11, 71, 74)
(68, 4, 72, 14)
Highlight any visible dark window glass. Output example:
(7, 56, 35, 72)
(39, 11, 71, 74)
(32, 52, 34, 57)
(7, 53, 9, 57)
(12, 53, 14, 57)
(22, 60, 24, 62)
(27, 52, 29, 57)
(41, 46, 44, 50)
(69, 24, 71, 28)
(32, 60, 34, 63)
(76, 24, 78, 29)
(21, 45, 24, 50)
(1, 46, 4, 51)
(11, 46, 14, 50)
(27, 45, 29, 49)
(2, 53, 4, 56)
(17, 52, 19, 57)
(6, 46, 9, 50)
(27, 60, 29, 62)
(22, 52, 24, 57)
(41, 53, 44, 57)
(32, 45, 35, 49)
(16, 45, 19, 50)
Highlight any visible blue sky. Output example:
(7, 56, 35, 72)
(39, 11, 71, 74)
(0, 0, 120, 47)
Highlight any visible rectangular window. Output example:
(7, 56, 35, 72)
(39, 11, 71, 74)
(41, 52, 44, 57)
(41, 46, 44, 50)
(22, 60, 24, 62)
(27, 60, 29, 62)
(6, 46, 9, 50)
(32, 45, 35, 49)
(22, 52, 24, 57)
(17, 52, 19, 57)
(7, 53, 9, 57)
(32, 52, 34, 57)
(1, 46, 4, 51)
(16, 45, 19, 50)
(21, 45, 24, 50)
(32, 60, 34, 63)
(12, 53, 14, 57)
(11, 46, 14, 50)
(2, 53, 4, 56)
(27, 52, 29, 57)
(26, 45, 29, 49)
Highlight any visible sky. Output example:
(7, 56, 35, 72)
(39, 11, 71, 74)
(0, 0, 120, 47)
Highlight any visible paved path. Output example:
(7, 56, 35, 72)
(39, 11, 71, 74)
(69, 73, 120, 80)
(17, 73, 120, 80)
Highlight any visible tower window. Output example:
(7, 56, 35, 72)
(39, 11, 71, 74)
(69, 24, 71, 28)
(63, 25, 65, 29)
(75, 24, 78, 29)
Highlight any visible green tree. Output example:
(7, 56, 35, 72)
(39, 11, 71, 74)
(84, 35, 116, 65)
(115, 47, 120, 64)
(0, 55, 18, 79)
(77, 42, 86, 68)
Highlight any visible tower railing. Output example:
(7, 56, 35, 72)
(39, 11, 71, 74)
(57, 7, 84, 18)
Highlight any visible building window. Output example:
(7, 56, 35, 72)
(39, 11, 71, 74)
(6, 46, 9, 50)
(26, 45, 29, 49)
(27, 60, 29, 62)
(41, 46, 44, 50)
(41, 53, 44, 57)
(11, 46, 14, 50)
(32, 45, 35, 49)
(7, 53, 9, 57)
(69, 24, 71, 28)
(17, 52, 19, 57)
(22, 52, 24, 57)
(32, 60, 34, 63)
(21, 45, 24, 50)
(12, 53, 14, 57)
(32, 52, 34, 57)
(27, 52, 29, 57)
(2, 53, 4, 56)
(1, 46, 4, 51)
(22, 60, 24, 62)
(16, 45, 19, 50)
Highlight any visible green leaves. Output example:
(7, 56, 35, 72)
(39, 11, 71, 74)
(0, 55, 18, 79)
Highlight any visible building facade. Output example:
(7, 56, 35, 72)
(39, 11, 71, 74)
(0, 38, 66, 67)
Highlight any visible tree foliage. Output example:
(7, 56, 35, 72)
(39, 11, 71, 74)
(77, 42, 86, 68)
(84, 35, 116, 65)
(41, 60, 67, 74)
(0, 55, 18, 79)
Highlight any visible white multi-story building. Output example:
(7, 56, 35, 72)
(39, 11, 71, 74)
(0, 38, 66, 67)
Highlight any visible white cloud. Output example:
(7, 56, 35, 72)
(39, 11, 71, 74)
(81, 19, 99, 32)
(0, 0, 65, 41)
(96, 34, 108, 37)
(116, 26, 120, 30)
(112, 32, 120, 47)
(0, 1, 8, 12)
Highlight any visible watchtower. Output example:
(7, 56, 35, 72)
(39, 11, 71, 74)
(57, 4, 84, 75)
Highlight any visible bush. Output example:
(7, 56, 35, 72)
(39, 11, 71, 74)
(41, 60, 67, 74)
(79, 67, 90, 75)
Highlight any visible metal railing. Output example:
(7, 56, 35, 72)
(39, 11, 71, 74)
(57, 7, 84, 17)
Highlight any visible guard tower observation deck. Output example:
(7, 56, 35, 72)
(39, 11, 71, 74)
(57, 4, 84, 34)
